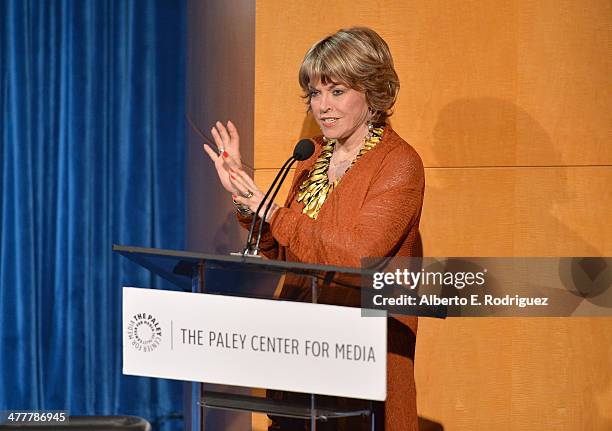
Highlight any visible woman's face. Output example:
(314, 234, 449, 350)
(309, 80, 370, 142)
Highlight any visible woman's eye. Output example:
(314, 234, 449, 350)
(309, 91, 320, 97)
(333, 89, 345, 96)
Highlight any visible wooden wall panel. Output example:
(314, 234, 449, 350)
(187, 0, 256, 168)
(420, 167, 612, 257)
(416, 318, 612, 431)
(254, 0, 612, 169)
(186, 0, 254, 255)
(252, 1, 612, 430)
(416, 165, 612, 430)
(516, 0, 611, 166)
(186, 1, 255, 429)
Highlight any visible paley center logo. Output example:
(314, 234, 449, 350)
(127, 313, 162, 352)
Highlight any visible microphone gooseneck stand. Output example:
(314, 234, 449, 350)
(242, 139, 315, 256)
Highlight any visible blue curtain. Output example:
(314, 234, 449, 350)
(0, 1, 185, 429)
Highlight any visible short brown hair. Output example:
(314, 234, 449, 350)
(299, 27, 400, 126)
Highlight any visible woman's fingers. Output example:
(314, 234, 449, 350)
(202, 131, 268, 212)
(203, 144, 219, 162)
(228, 169, 265, 212)
(216, 121, 231, 148)
(210, 127, 225, 154)
(203, 142, 241, 194)
(221, 155, 240, 172)
(232, 168, 259, 191)
(227, 120, 240, 147)
(229, 171, 253, 197)
(210, 120, 243, 169)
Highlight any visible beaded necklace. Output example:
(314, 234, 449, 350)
(296, 126, 384, 219)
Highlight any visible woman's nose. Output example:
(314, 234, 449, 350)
(319, 94, 331, 113)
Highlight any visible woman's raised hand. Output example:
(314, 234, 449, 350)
(203, 120, 280, 221)
(230, 168, 280, 222)
(202, 120, 242, 194)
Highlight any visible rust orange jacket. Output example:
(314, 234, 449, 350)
(238, 126, 424, 431)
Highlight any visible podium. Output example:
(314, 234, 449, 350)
(114, 245, 387, 431)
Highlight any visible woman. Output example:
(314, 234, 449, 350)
(204, 27, 424, 431)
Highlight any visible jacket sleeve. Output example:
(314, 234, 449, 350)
(269, 146, 425, 267)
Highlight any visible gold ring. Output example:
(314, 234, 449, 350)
(243, 190, 253, 199)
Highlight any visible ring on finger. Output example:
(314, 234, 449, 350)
(218, 146, 225, 156)
(243, 190, 253, 199)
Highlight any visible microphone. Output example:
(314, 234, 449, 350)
(244, 139, 315, 256)
(292, 138, 317, 162)
(254, 140, 314, 252)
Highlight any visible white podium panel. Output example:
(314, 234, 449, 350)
(122, 287, 387, 401)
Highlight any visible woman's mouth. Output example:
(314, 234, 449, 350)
(321, 118, 339, 127)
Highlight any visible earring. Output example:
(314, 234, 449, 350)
(365, 119, 374, 140)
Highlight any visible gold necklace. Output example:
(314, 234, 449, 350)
(296, 126, 384, 219)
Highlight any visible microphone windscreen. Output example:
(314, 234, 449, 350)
(293, 139, 315, 161)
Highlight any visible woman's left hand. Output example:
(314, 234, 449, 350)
(230, 168, 280, 222)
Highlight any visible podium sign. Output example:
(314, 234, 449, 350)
(122, 287, 387, 401)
